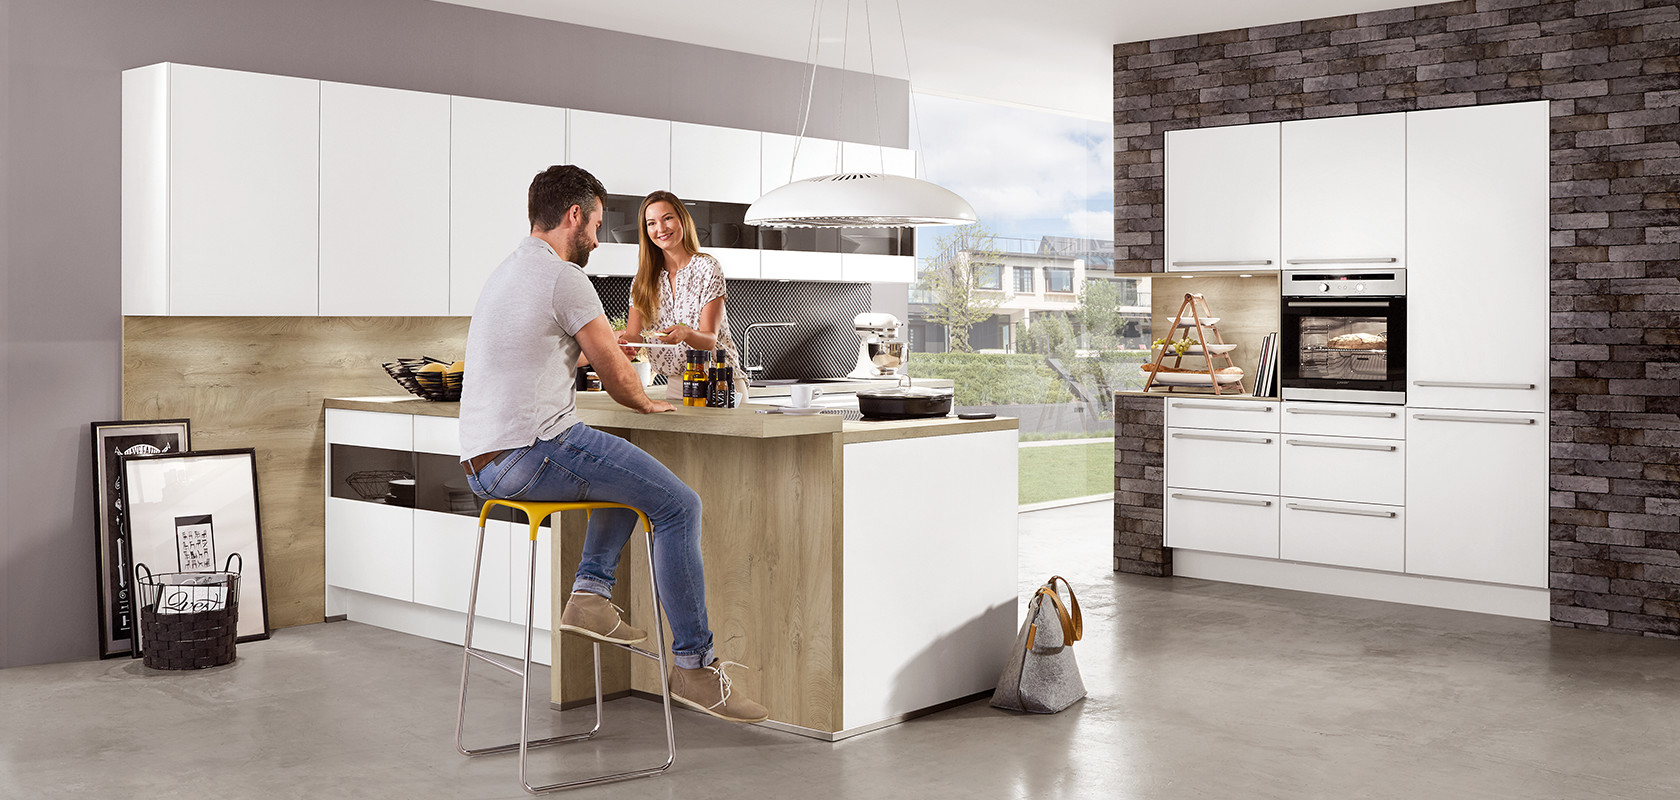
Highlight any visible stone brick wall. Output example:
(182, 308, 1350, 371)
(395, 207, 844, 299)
(1114, 396, 1169, 576)
(1112, 0, 1680, 637)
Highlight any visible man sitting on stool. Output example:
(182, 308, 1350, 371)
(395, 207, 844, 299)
(458, 164, 767, 724)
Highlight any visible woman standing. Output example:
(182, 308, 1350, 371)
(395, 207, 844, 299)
(620, 191, 749, 405)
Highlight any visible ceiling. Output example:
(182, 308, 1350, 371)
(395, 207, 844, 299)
(431, 0, 1416, 120)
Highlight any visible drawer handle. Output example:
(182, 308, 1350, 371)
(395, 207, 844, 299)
(1285, 408, 1396, 419)
(1411, 414, 1537, 425)
(1173, 493, 1273, 508)
(1413, 381, 1536, 391)
(1285, 439, 1397, 452)
(1284, 257, 1398, 265)
(1286, 502, 1397, 519)
(1171, 402, 1274, 412)
(1171, 433, 1274, 445)
(1170, 259, 1274, 267)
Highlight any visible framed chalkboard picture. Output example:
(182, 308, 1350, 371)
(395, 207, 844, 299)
(91, 419, 190, 658)
(120, 448, 271, 651)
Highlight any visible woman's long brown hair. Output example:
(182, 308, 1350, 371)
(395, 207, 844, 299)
(630, 191, 704, 326)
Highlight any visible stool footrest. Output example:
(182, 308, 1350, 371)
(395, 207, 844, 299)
(466, 647, 524, 678)
(462, 730, 599, 758)
(615, 643, 662, 661)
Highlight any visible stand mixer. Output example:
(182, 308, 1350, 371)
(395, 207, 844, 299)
(847, 312, 907, 380)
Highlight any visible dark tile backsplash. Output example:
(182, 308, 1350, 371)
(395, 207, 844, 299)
(1113, 0, 1680, 637)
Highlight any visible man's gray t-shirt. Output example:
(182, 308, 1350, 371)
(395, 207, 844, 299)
(459, 237, 604, 461)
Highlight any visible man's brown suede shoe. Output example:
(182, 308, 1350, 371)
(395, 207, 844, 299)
(669, 660, 769, 723)
(557, 591, 646, 645)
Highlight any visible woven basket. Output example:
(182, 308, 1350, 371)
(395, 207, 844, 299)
(383, 357, 463, 401)
(134, 564, 240, 670)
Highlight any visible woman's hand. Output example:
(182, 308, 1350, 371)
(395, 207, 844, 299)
(659, 323, 688, 346)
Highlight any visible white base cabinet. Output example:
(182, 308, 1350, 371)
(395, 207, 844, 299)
(1404, 408, 1548, 588)
(1162, 397, 1545, 619)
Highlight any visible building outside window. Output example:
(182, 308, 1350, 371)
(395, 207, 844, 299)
(1013, 267, 1035, 294)
(1046, 267, 1074, 293)
(973, 262, 1003, 290)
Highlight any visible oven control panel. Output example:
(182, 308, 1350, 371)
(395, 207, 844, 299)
(1283, 269, 1406, 298)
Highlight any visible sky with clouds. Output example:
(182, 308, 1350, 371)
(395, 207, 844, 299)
(910, 93, 1113, 249)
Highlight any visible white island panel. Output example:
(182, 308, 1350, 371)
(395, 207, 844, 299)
(841, 429, 1018, 732)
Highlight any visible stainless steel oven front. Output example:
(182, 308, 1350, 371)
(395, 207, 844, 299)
(1280, 268, 1406, 405)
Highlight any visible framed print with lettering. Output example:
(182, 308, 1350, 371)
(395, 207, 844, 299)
(120, 448, 270, 650)
(91, 419, 190, 658)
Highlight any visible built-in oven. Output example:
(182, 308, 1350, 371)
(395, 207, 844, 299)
(1280, 268, 1406, 404)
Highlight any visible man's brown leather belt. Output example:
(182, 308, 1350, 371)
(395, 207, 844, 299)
(463, 449, 509, 476)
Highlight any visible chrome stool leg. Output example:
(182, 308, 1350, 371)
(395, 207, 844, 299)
(456, 500, 678, 794)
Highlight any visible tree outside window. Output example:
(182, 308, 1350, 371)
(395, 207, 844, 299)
(973, 262, 1003, 290)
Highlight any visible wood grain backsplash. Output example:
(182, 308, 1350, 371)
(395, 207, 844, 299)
(123, 316, 470, 629)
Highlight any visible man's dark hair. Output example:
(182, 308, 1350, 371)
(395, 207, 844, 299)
(528, 165, 607, 232)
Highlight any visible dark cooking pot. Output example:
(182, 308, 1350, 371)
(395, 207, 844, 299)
(856, 386, 953, 420)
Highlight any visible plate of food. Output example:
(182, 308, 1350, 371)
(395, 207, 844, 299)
(624, 342, 680, 350)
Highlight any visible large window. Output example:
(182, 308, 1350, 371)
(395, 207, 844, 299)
(974, 262, 1003, 290)
(1046, 268, 1073, 293)
(1013, 267, 1035, 293)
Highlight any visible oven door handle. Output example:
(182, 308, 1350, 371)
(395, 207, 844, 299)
(1285, 300, 1395, 308)
(1284, 258, 1399, 265)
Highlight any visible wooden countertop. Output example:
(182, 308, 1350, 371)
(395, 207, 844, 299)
(325, 393, 1016, 444)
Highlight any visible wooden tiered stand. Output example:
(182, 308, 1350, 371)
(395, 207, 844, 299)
(1143, 293, 1245, 395)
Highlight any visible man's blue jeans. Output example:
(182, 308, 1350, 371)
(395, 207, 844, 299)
(465, 423, 714, 669)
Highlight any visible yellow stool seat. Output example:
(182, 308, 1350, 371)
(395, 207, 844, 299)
(455, 497, 676, 794)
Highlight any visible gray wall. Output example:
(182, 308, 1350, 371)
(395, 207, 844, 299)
(0, 0, 907, 668)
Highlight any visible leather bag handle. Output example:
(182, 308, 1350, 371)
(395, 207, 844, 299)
(1025, 575, 1083, 649)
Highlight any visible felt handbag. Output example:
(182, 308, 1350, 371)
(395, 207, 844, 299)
(992, 575, 1086, 714)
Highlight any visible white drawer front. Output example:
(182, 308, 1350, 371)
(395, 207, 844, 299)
(1167, 489, 1279, 558)
(1167, 428, 1279, 496)
(325, 497, 413, 601)
(1279, 434, 1404, 506)
(1166, 399, 1281, 433)
(1280, 498, 1404, 572)
(413, 415, 460, 456)
(1281, 401, 1404, 438)
(326, 408, 412, 451)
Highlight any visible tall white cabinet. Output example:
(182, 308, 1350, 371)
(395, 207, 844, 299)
(123, 63, 321, 315)
(1406, 101, 1550, 413)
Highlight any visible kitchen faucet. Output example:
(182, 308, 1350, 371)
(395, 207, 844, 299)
(741, 321, 795, 380)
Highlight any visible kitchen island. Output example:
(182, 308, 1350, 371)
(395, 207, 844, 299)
(322, 391, 1018, 739)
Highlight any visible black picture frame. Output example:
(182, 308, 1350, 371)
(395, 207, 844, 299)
(91, 419, 191, 658)
(120, 448, 271, 654)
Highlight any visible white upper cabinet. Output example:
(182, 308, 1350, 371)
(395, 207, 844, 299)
(123, 63, 320, 315)
(449, 97, 568, 315)
(841, 142, 916, 177)
(319, 82, 451, 316)
(671, 122, 761, 204)
(1406, 101, 1549, 412)
(1165, 123, 1280, 272)
(1281, 113, 1406, 268)
(567, 110, 670, 198)
(761, 132, 843, 194)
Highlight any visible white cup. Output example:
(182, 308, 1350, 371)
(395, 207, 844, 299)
(632, 361, 653, 386)
(790, 385, 824, 407)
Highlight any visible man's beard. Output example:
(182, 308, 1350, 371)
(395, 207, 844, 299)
(565, 227, 593, 268)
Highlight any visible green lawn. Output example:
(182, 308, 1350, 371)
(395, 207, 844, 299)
(1019, 442, 1112, 506)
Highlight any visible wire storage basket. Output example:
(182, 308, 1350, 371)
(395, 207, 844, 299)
(133, 554, 242, 670)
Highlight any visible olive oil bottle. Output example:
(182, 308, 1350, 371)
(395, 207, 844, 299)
(681, 350, 710, 407)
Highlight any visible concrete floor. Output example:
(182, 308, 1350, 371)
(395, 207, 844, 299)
(5, 501, 1680, 799)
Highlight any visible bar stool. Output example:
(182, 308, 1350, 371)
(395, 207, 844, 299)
(454, 498, 676, 794)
